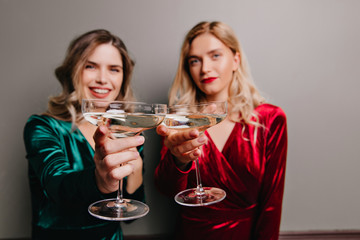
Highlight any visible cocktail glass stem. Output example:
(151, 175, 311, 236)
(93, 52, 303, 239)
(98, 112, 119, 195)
(194, 158, 205, 196)
(115, 132, 141, 207)
(116, 178, 125, 206)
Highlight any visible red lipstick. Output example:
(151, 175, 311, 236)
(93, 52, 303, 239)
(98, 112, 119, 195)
(201, 77, 217, 84)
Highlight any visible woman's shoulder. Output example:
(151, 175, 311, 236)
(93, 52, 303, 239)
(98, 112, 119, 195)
(25, 114, 71, 132)
(255, 103, 287, 122)
(26, 114, 65, 124)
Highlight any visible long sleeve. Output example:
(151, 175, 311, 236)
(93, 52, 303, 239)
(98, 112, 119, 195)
(253, 107, 288, 239)
(154, 139, 194, 198)
(24, 114, 145, 234)
(24, 116, 105, 207)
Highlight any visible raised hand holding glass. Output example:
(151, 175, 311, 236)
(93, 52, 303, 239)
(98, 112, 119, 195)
(82, 99, 167, 220)
(163, 101, 227, 206)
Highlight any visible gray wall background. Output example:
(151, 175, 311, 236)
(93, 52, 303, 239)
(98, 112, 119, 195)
(1, 0, 359, 238)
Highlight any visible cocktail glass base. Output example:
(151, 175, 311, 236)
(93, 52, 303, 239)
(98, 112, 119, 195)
(174, 187, 226, 207)
(88, 198, 149, 221)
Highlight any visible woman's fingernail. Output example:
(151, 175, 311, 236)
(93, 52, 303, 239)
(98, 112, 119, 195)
(99, 125, 107, 132)
(190, 130, 198, 138)
(198, 135, 207, 143)
(136, 136, 145, 143)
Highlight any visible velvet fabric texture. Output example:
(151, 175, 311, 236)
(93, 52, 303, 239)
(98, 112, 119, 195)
(24, 115, 145, 240)
(155, 104, 288, 240)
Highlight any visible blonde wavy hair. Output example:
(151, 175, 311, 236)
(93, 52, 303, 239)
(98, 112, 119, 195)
(169, 21, 265, 126)
(45, 29, 135, 125)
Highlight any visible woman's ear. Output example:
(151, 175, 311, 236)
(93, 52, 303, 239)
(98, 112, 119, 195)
(232, 52, 240, 71)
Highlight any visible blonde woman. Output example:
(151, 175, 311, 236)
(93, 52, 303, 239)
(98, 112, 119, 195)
(155, 21, 288, 239)
(24, 29, 145, 239)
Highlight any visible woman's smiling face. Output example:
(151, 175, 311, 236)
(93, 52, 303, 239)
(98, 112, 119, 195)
(81, 43, 123, 100)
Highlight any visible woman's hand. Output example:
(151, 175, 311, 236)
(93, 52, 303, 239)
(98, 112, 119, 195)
(93, 125, 145, 194)
(156, 125, 207, 171)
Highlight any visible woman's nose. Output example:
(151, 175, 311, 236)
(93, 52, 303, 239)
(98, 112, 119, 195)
(95, 69, 107, 84)
(201, 58, 211, 74)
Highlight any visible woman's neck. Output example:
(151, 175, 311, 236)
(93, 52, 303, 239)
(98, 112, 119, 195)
(205, 94, 228, 103)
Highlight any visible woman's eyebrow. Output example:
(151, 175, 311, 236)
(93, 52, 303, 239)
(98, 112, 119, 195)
(86, 60, 98, 65)
(110, 64, 123, 68)
(188, 48, 223, 59)
(86, 60, 123, 68)
(207, 48, 222, 54)
(188, 55, 198, 60)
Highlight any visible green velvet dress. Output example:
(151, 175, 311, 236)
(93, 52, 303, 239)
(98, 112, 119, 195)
(23, 115, 145, 240)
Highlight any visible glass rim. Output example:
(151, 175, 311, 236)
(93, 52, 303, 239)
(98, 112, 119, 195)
(82, 99, 167, 107)
(169, 101, 227, 108)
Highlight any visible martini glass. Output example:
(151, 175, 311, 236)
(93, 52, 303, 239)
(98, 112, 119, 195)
(163, 101, 227, 206)
(82, 99, 167, 220)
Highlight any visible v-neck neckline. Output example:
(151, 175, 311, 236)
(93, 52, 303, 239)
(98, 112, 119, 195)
(76, 123, 96, 152)
(205, 122, 238, 155)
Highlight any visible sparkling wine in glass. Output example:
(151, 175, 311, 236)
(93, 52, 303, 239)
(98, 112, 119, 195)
(82, 99, 167, 220)
(163, 101, 227, 206)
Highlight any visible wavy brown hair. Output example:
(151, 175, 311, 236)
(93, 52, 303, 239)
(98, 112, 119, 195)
(169, 21, 265, 126)
(45, 29, 135, 125)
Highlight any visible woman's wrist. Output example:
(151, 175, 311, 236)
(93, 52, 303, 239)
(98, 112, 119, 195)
(173, 156, 192, 171)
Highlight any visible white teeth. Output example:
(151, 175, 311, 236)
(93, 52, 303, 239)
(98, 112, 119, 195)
(92, 88, 109, 94)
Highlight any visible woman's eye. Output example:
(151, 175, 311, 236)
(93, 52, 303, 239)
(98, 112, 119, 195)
(189, 59, 199, 65)
(85, 64, 95, 69)
(212, 53, 221, 59)
(110, 68, 122, 73)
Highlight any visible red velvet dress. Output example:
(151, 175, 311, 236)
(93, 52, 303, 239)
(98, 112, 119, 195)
(154, 104, 288, 240)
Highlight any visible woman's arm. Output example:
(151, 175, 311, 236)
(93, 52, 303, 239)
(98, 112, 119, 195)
(154, 125, 208, 197)
(253, 107, 288, 240)
(154, 143, 193, 197)
(24, 116, 104, 206)
(24, 116, 145, 206)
